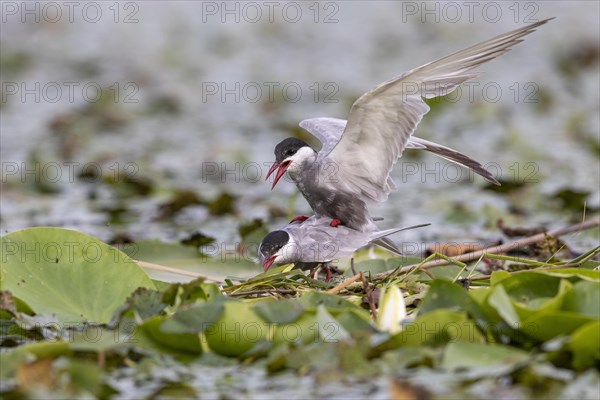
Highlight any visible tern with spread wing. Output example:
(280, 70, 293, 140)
(266, 19, 552, 231)
(258, 216, 429, 273)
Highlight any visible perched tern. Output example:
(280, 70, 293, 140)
(258, 215, 429, 273)
(266, 19, 552, 230)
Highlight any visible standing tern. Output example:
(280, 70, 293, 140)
(258, 215, 429, 274)
(266, 19, 552, 230)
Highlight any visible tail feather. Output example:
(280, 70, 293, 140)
(370, 223, 430, 255)
(407, 137, 500, 185)
(373, 236, 403, 256)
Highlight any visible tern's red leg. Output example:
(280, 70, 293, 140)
(325, 267, 332, 282)
(329, 219, 342, 227)
(290, 215, 309, 223)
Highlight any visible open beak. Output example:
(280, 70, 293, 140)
(262, 255, 277, 272)
(265, 162, 279, 181)
(267, 161, 290, 190)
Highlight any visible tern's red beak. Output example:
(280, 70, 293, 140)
(262, 255, 277, 272)
(268, 161, 290, 190)
(265, 162, 279, 181)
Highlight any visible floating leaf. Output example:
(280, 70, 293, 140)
(442, 341, 529, 369)
(374, 310, 483, 353)
(137, 316, 202, 360)
(562, 280, 600, 317)
(203, 301, 268, 357)
(253, 298, 305, 324)
(521, 311, 595, 342)
(568, 321, 600, 369)
(315, 305, 351, 342)
(161, 300, 225, 334)
(1, 228, 155, 323)
(488, 285, 521, 327)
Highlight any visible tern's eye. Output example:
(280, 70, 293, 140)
(284, 150, 294, 157)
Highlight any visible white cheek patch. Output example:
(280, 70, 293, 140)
(286, 147, 316, 174)
(275, 235, 299, 263)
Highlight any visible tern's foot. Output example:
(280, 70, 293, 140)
(290, 215, 309, 223)
(329, 218, 343, 227)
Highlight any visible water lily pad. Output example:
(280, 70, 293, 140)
(1, 227, 155, 324)
(375, 310, 483, 352)
(521, 311, 595, 342)
(442, 342, 529, 370)
(568, 321, 600, 369)
(253, 298, 305, 324)
(203, 301, 268, 357)
(562, 280, 600, 317)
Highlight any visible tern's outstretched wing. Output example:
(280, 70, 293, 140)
(300, 118, 501, 184)
(324, 19, 551, 202)
(299, 117, 347, 160)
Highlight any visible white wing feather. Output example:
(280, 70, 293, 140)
(324, 18, 551, 202)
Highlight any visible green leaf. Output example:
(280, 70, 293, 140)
(11, 340, 72, 359)
(63, 360, 103, 396)
(161, 300, 225, 334)
(1, 227, 155, 323)
(137, 315, 202, 360)
(499, 272, 562, 306)
(315, 305, 351, 342)
(374, 310, 483, 352)
(568, 321, 600, 369)
(203, 301, 268, 357)
(162, 279, 223, 308)
(418, 280, 489, 329)
(490, 270, 512, 286)
(521, 311, 595, 342)
(253, 298, 305, 324)
(580, 260, 600, 270)
(335, 310, 375, 334)
(561, 280, 600, 317)
(123, 240, 259, 282)
(487, 285, 521, 327)
(494, 272, 569, 322)
(442, 342, 529, 370)
(541, 268, 600, 282)
(69, 325, 134, 352)
(299, 292, 366, 316)
(348, 253, 422, 276)
(109, 287, 167, 325)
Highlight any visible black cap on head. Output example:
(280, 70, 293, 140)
(259, 230, 289, 259)
(274, 138, 310, 164)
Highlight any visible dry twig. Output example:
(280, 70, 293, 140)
(375, 217, 600, 279)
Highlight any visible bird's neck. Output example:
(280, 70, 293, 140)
(288, 151, 317, 181)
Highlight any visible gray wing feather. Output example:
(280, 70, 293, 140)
(301, 118, 501, 185)
(326, 19, 551, 203)
(299, 117, 347, 160)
